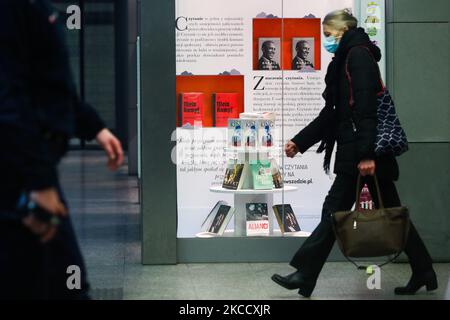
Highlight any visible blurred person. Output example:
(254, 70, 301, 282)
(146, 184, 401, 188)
(0, 0, 124, 299)
(271, 9, 436, 298)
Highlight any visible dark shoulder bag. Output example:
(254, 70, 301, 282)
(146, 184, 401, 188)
(345, 46, 409, 157)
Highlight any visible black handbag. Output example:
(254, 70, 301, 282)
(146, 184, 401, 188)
(331, 174, 410, 268)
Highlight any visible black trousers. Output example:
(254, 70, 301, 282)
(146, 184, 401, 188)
(0, 182, 90, 300)
(290, 174, 433, 282)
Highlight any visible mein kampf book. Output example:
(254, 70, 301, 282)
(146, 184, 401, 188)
(273, 204, 301, 233)
(213, 93, 240, 127)
(246, 203, 269, 236)
(179, 92, 205, 127)
(250, 159, 273, 190)
(222, 160, 247, 190)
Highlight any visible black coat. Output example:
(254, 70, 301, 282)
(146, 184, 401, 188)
(0, 0, 105, 191)
(291, 28, 399, 181)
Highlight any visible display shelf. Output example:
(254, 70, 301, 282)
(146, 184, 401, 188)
(224, 147, 282, 153)
(196, 229, 311, 238)
(210, 185, 298, 236)
(210, 185, 297, 194)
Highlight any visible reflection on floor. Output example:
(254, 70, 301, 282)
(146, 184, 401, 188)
(61, 150, 450, 300)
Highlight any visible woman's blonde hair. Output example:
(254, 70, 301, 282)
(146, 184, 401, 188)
(323, 9, 358, 31)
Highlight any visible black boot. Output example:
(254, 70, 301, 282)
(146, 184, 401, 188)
(394, 269, 438, 295)
(271, 271, 316, 298)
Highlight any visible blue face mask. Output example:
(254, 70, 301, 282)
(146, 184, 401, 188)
(323, 35, 339, 53)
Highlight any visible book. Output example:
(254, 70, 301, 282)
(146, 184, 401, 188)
(291, 38, 315, 71)
(200, 201, 227, 233)
(228, 119, 242, 147)
(257, 38, 281, 70)
(213, 93, 240, 127)
(179, 92, 205, 127)
(243, 119, 258, 148)
(222, 160, 246, 190)
(258, 119, 274, 147)
(207, 204, 234, 235)
(246, 203, 269, 236)
(273, 204, 301, 233)
(250, 159, 273, 190)
(270, 159, 283, 189)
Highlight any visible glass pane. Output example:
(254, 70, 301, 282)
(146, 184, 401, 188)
(175, 0, 284, 238)
(174, 0, 371, 239)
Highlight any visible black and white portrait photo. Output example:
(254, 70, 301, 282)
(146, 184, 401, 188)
(257, 38, 281, 70)
(292, 38, 315, 71)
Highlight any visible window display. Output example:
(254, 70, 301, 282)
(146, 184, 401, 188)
(174, 0, 385, 239)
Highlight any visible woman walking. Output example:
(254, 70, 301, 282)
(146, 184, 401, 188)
(271, 9, 437, 298)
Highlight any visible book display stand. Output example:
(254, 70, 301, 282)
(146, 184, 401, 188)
(212, 140, 298, 236)
(210, 183, 297, 236)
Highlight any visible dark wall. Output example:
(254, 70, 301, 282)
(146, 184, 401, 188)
(386, 0, 450, 260)
(139, 0, 177, 264)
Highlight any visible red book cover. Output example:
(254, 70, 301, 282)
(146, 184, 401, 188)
(213, 93, 240, 127)
(179, 92, 205, 127)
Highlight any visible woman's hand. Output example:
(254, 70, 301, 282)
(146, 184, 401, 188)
(358, 159, 376, 176)
(285, 141, 299, 158)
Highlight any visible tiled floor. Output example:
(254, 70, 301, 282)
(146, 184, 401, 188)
(60, 151, 450, 300)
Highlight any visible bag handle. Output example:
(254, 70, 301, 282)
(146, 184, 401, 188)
(355, 174, 384, 210)
(343, 251, 403, 270)
(345, 45, 385, 107)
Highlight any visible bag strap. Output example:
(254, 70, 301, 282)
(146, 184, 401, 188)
(345, 45, 385, 107)
(342, 251, 403, 270)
